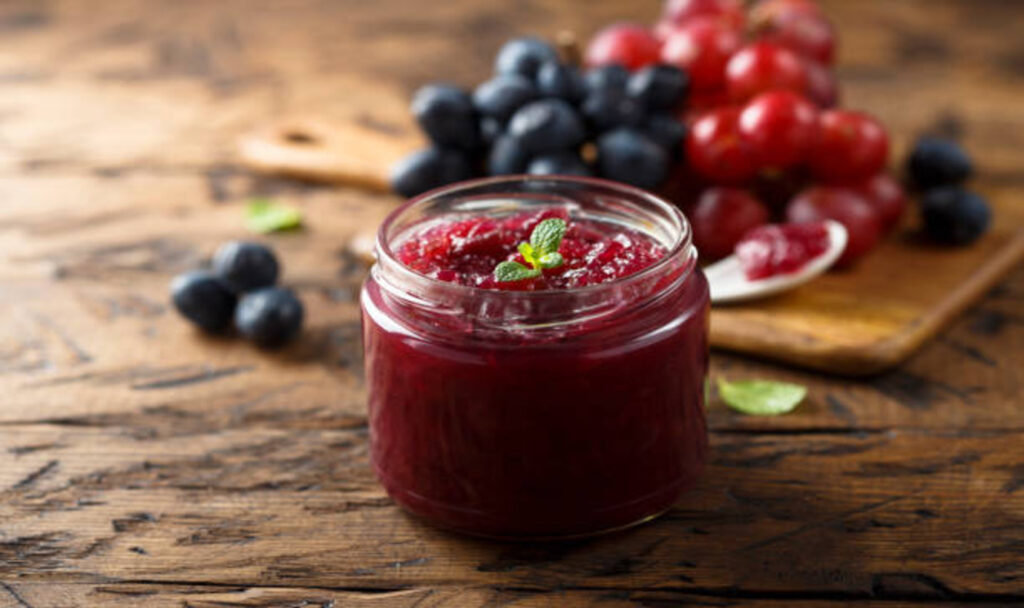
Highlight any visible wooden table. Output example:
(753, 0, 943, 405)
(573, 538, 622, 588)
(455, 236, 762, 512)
(1, 1, 1022, 605)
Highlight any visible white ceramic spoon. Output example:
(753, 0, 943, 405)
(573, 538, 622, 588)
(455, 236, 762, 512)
(706, 220, 848, 304)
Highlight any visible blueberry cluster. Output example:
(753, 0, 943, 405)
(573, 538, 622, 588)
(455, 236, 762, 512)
(906, 137, 990, 245)
(391, 37, 689, 197)
(171, 242, 304, 348)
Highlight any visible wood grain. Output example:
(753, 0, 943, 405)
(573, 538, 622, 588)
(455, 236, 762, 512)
(3, 425, 1024, 599)
(0, 583, 964, 608)
(0, 0, 1022, 606)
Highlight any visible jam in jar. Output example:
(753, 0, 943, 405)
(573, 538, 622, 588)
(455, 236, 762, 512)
(361, 176, 710, 538)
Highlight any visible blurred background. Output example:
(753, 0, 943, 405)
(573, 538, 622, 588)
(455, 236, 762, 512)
(0, 0, 1020, 180)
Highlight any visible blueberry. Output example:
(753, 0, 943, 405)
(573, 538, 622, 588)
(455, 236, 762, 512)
(527, 151, 592, 177)
(596, 128, 669, 189)
(411, 84, 479, 150)
(641, 114, 688, 155)
(494, 37, 559, 79)
(488, 134, 530, 175)
(907, 137, 973, 189)
(390, 147, 474, 198)
(536, 61, 584, 103)
(212, 241, 279, 293)
(921, 187, 991, 245)
(479, 116, 503, 146)
(627, 64, 689, 111)
(581, 89, 644, 133)
(473, 74, 537, 123)
(170, 271, 237, 333)
(584, 64, 630, 95)
(234, 287, 304, 348)
(507, 99, 586, 154)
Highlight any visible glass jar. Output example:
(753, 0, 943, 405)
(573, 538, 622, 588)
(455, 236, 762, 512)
(361, 176, 709, 539)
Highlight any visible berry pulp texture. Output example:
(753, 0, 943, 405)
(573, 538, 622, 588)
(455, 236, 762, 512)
(736, 221, 830, 280)
(395, 208, 666, 290)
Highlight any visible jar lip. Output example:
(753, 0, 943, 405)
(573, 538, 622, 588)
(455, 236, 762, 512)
(374, 175, 695, 300)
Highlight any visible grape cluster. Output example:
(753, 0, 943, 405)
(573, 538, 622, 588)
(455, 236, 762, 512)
(390, 37, 690, 198)
(640, 0, 904, 266)
(392, 0, 990, 269)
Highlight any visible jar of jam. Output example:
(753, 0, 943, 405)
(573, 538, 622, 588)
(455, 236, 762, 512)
(361, 176, 709, 538)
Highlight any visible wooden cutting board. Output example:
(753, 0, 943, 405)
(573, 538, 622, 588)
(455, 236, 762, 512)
(238, 117, 1024, 376)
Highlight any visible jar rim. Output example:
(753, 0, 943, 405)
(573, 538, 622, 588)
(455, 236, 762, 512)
(374, 175, 695, 301)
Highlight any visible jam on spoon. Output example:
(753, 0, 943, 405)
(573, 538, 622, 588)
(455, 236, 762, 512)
(736, 221, 831, 280)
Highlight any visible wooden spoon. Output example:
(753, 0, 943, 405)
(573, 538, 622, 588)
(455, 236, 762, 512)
(238, 118, 421, 192)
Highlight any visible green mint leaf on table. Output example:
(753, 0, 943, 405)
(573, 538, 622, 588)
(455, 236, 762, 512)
(495, 218, 567, 282)
(246, 198, 302, 234)
(495, 261, 542, 282)
(718, 378, 807, 416)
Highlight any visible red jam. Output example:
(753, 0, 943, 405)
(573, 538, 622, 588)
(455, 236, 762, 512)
(735, 222, 831, 280)
(396, 208, 666, 290)
(361, 177, 710, 538)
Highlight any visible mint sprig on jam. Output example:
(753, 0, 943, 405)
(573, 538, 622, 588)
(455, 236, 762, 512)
(494, 218, 567, 282)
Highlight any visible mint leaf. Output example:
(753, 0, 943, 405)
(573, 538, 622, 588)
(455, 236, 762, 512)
(518, 242, 537, 267)
(495, 261, 542, 282)
(495, 217, 568, 282)
(538, 252, 563, 269)
(246, 198, 302, 234)
(530, 218, 567, 255)
(718, 378, 806, 416)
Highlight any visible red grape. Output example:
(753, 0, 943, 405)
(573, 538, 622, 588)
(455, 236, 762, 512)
(808, 110, 889, 182)
(686, 107, 759, 184)
(755, 8, 836, 65)
(750, 0, 823, 26)
(653, 20, 683, 42)
(786, 186, 882, 266)
(803, 59, 839, 107)
(684, 89, 733, 115)
(752, 169, 810, 213)
(585, 24, 661, 70)
(738, 90, 818, 170)
(691, 187, 771, 260)
(725, 41, 808, 102)
(662, 0, 745, 29)
(659, 162, 710, 211)
(661, 18, 742, 93)
(851, 173, 907, 233)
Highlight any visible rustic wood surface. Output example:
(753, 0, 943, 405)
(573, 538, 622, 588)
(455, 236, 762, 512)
(0, 0, 1022, 606)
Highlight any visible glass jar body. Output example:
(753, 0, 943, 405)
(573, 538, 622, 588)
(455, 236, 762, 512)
(360, 177, 710, 539)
